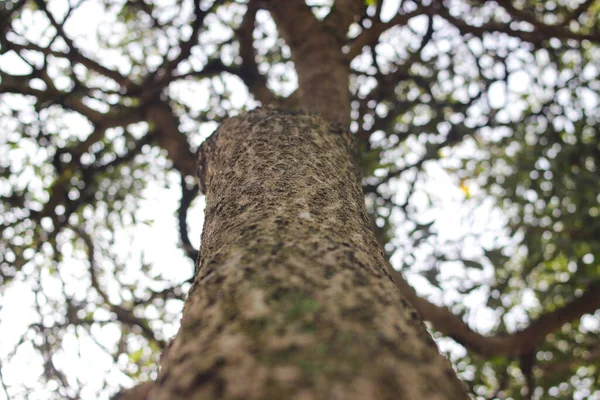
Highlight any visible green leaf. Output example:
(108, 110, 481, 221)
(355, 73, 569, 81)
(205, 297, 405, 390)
(129, 348, 144, 363)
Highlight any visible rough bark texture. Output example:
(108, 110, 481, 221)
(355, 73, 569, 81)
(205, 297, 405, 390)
(152, 108, 467, 399)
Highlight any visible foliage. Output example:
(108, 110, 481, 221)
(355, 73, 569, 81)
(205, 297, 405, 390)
(0, 0, 599, 399)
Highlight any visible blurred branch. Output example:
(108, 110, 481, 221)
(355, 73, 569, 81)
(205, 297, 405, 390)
(392, 270, 600, 357)
(37, 129, 148, 227)
(0, 71, 104, 122)
(32, 280, 77, 399)
(538, 342, 600, 375)
(111, 382, 154, 400)
(172, 58, 236, 80)
(570, 0, 595, 22)
(133, 285, 186, 307)
(1, 40, 130, 86)
(139, 0, 212, 93)
(347, 6, 425, 61)
(70, 225, 166, 349)
(178, 175, 200, 263)
(0, 356, 10, 400)
(352, 14, 435, 151)
(32, 0, 130, 87)
(0, 0, 26, 36)
(263, 0, 350, 123)
(326, 0, 365, 42)
(520, 350, 535, 400)
(493, 0, 600, 42)
(235, 2, 299, 109)
(144, 101, 196, 177)
(438, 3, 600, 45)
(363, 121, 473, 194)
(236, 1, 276, 105)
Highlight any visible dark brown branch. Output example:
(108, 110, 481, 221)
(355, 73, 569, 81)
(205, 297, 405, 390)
(437, 4, 600, 46)
(145, 101, 196, 177)
(520, 350, 535, 400)
(172, 58, 236, 80)
(263, 0, 351, 124)
(494, 0, 600, 42)
(0, 0, 27, 37)
(236, 1, 276, 105)
(392, 270, 600, 357)
(0, 71, 106, 122)
(178, 175, 199, 263)
(346, 7, 424, 60)
(234, 2, 299, 109)
(143, 0, 209, 90)
(3, 40, 130, 86)
(325, 0, 366, 42)
(32, 0, 131, 86)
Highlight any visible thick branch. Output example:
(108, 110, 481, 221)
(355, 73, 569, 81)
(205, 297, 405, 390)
(0, 71, 106, 122)
(145, 101, 196, 177)
(325, 0, 365, 41)
(392, 270, 600, 357)
(236, 1, 277, 105)
(264, 0, 350, 125)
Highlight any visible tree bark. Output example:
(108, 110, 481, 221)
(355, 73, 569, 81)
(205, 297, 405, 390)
(264, 0, 351, 126)
(150, 108, 468, 399)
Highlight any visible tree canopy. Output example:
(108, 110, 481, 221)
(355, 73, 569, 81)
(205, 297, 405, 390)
(0, 0, 599, 399)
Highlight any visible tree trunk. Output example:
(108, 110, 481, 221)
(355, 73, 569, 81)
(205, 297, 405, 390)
(151, 108, 468, 399)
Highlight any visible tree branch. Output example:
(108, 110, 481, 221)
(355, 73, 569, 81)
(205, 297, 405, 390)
(263, 0, 351, 124)
(493, 0, 600, 42)
(392, 270, 600, 357)
(233, 2, 301, 109)
(141, 0, 210, 91)
(236, 1, 277, 105)
(71, 225, 166, 348)
(2, 40, 130, 86)
(32, 0, 131, 86)
(178, 175, 200, 263)
(0, 71, 108, 122)
(346, 7, 424, 60)
(437, 4, 600, 45)
(144, 101, 196, 177)
(325, 0, 365, 42)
